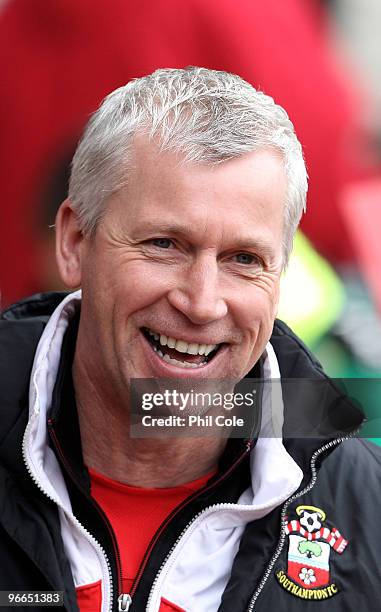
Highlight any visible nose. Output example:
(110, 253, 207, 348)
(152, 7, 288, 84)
(167, 255, 228, 325)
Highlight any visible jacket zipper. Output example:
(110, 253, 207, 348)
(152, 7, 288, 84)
(47, 419, 124, 605)
(122, 440, 254, 610)
(146, 501, 243, 611)
(246, 433, 361, 611)
(22, 412, 114, 612)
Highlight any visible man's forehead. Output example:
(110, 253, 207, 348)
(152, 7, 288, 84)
(105, 135, 286, 258)
(128, 131, 285, 187)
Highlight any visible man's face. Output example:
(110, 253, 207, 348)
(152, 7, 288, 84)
(74, 137, 286, 396)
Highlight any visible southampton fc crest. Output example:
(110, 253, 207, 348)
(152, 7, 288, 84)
(276, 505, 348, 600)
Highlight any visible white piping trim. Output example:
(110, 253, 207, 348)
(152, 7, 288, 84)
(23, 291, 113, 612)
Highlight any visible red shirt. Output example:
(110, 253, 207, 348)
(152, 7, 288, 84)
(76, 468, 214, 612)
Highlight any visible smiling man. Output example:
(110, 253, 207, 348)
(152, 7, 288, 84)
(0, 68, 380, 612)
(57, 136, 286, 486)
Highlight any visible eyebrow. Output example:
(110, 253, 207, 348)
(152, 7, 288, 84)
(131, 220, 277, 258)
(132, 221, 194, 237)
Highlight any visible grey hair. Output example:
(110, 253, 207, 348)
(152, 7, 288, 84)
(69, 67, 307, 265)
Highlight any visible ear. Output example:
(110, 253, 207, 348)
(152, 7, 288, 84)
(55, 199, 84, 288)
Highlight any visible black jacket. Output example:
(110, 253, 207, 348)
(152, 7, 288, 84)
(0, 292, 380, 612)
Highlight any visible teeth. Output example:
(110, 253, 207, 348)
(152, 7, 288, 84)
(148, 330, 160, 341)
(147, 328, 219, 365)
(161, 352, 204, 368)
(187, 343, 199, 355)
(152, 329, 218, 356)
(175, 340, 188, 353)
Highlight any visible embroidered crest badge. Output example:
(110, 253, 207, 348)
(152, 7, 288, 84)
(276, 505, 348, 600)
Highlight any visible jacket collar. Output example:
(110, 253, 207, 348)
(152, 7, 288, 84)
(23, 290, 304, 518)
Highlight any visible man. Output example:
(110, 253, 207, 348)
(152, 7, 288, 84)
(0, 68, 379, 612)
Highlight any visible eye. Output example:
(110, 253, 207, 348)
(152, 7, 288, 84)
(151, 238, 173, 249)
(228, 252, 264, 277)
(233, 253, 258, 265)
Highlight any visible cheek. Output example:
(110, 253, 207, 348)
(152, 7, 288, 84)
(233, 283, 280, 333)
(86, 250, 173, 301)
(113, 263, 175, 310)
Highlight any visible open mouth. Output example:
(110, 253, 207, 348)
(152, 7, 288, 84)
(142, 327, 224, 369)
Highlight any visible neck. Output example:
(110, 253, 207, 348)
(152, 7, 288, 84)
(72, 352, 226, 488)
